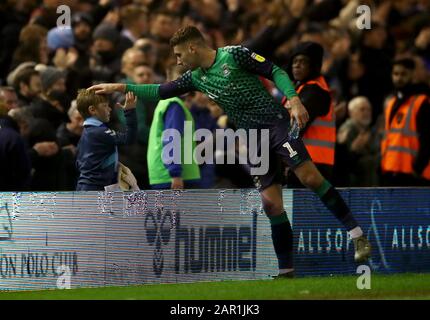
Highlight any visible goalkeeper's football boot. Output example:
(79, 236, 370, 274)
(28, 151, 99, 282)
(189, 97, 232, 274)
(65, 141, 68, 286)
(353, 235, 372, 262)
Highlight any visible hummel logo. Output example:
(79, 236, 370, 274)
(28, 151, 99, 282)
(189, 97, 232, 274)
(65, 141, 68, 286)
(207, 91, 219, 99)
(105, 129, 116, 136)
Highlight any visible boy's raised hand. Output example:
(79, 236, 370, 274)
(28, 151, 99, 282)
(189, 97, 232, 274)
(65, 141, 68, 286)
(116, 92, 137, 111)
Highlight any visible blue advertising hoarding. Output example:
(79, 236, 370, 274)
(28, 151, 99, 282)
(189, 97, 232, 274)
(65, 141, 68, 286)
(293, 188, 430, 276)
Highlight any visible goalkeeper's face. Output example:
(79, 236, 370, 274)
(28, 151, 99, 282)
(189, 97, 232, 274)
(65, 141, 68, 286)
(173, 43, 200, 71)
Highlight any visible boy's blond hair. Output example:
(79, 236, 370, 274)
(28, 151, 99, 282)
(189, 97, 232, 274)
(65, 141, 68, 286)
(76, 89, 108, 119)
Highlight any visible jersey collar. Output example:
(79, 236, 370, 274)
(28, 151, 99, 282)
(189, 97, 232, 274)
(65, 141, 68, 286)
(201, 48, 219, 72)
(83, 117, 104, 127)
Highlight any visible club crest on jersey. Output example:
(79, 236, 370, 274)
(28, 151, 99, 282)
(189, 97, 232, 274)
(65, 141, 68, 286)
(222, 63, 231, 77)
(251, 52, 265, 63)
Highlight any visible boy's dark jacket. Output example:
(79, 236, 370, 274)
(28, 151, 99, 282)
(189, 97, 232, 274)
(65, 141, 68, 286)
(76, 109, 137, 189)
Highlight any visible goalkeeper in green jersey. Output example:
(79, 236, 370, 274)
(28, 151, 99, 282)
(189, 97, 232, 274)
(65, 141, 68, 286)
(89, 26, 371, 277)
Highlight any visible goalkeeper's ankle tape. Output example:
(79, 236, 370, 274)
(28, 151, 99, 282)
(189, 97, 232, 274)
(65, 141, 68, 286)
(316, 179, 331, 198)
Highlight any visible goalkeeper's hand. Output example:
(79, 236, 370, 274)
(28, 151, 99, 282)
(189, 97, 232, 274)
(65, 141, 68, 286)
(289, 96, 309, 129)
(87, 83, 126, 95)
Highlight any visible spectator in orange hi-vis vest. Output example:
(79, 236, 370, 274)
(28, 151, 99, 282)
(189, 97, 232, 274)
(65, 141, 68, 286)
(282, 41, 335, 187)
(381, 58, 430, 186)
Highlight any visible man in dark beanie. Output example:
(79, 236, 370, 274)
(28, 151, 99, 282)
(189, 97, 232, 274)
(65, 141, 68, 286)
(90, 23, 129, 83)
(93, 23, 120, 60)
(29, 66, 69, 130)
(282, 41, 335, 186)
(64, 12, 95, 94)
(72, 12, 94, 52)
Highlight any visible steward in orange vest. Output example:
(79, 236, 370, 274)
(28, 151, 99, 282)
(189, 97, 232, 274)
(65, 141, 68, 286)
(282, 41, 335, 187)
(381, 58, 430, 186)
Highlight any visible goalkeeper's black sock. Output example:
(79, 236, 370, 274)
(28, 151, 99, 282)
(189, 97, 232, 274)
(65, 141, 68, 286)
(316, 179, 359, 231)
(269, 211, 293, 271)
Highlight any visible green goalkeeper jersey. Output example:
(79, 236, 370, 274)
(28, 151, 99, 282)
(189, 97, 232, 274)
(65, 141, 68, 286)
(127, 45, 297, 130)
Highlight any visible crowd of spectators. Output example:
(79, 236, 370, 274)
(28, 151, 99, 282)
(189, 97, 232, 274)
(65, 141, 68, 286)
(1, 0, 429, 191)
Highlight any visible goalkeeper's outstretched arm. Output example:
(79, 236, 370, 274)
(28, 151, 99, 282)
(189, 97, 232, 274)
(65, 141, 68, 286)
(87, 70, 196, 101)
